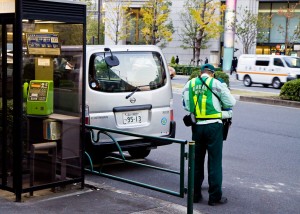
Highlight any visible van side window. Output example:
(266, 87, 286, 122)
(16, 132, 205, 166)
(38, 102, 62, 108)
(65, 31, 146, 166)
(274, 58, 284, 67)
(255, 60, 269, 66)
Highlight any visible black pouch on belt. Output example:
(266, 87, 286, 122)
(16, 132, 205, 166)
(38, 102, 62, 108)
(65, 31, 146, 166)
(183, 113, 196, 127)
(222, 118, 232, 141)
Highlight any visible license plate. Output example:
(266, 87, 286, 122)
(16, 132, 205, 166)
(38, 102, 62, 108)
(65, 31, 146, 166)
(123, 112, 142, 124)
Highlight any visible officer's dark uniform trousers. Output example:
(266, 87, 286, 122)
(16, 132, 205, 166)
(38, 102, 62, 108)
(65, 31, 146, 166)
(192, 121, 223, 202)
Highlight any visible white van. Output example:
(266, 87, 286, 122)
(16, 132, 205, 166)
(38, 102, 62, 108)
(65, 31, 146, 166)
(236, 54, 300, 89)
(85, 45, 175, 159)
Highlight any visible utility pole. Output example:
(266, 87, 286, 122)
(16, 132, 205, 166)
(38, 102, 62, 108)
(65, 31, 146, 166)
(98, 0, 102, 44)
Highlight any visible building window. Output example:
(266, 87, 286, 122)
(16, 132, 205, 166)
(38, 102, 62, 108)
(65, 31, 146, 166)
(270, 3, 287, 43)
(259, 2, 300, 44)
(256, 45, 271, 55)
(257, 3, 271, 44)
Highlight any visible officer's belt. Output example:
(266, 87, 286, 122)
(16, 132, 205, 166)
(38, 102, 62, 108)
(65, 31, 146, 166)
(196, 118, 221, 121)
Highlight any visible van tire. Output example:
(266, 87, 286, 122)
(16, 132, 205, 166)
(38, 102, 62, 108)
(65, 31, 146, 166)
(243, 76, 252, 87)
(272, 78, 281, 89)
(128, 148, 151, 159)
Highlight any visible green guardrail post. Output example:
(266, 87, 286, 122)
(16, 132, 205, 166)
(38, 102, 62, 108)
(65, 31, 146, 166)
(187, 141, 195, 214)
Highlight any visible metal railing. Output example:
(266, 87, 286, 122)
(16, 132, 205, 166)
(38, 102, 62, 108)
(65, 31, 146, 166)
(85, 125, 195, 214)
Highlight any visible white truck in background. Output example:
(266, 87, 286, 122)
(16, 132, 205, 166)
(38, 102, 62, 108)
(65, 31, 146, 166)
(236, 54, 300, 89)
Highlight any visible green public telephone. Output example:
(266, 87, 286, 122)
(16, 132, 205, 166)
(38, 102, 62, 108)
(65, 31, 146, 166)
(26, 80, 54, 115)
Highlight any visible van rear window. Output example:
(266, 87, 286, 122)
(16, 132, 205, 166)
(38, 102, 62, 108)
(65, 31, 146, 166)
(89, 51, 167, 93)
(255, 60, 269, 66)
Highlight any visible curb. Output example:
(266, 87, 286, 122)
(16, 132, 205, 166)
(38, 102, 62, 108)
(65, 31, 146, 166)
(239, 96, 300, 108)
(85, 180, 202, 214)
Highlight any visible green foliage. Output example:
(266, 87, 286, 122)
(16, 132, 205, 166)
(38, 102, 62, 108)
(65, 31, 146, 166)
(280, 79, 300, 101)
(215, 71, 230, 87)
(86, 15, 105, 45)
(54, 24, 83, 45)
(170, 64, 197, 75)
(171, 56, 176, 64)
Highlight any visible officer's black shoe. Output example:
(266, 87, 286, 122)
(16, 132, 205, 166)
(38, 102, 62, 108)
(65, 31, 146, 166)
(193, 193, 203, 203)
(208, 197, 228, 206)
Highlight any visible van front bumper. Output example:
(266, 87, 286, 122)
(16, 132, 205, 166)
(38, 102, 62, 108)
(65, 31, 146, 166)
(287, 75, 300, 82)
(85, 121, 176, 151)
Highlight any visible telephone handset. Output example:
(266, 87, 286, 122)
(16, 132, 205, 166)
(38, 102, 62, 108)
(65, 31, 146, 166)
(23, 82, 29, 101)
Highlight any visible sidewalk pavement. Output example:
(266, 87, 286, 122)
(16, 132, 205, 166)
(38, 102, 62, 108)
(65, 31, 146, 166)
(1, 75, 299, 214)
(0, 180, 201, 214)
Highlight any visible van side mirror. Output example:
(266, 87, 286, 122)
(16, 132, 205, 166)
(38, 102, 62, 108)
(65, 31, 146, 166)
(104, 48, 119, 67)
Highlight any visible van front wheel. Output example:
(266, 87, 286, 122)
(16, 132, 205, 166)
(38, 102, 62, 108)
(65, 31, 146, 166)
(272, 78, 281, 89)
(128, 148, 151, 159)
(243, 76, 252, 87)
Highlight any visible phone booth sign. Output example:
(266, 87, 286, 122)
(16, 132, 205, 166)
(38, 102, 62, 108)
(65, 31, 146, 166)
(0, 0, 86, 202)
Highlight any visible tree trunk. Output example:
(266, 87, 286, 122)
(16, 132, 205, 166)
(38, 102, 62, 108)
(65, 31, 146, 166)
(244, 45, 248, 54)
(195, 32, 202, 66)
(192, 41, 196, 65)
(285, 17, 289, 55)
(195, 0, 206, 66)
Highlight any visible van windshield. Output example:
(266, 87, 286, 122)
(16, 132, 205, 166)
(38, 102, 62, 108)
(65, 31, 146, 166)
(89, 51, 167, 93)
(283, 57, 300, 68)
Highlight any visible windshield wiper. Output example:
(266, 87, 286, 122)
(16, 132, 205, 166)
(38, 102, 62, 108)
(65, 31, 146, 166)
(125, 84, 150, 99)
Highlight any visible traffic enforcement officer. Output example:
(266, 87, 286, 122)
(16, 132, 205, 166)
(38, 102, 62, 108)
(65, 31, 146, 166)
(182, 64, 236, 206)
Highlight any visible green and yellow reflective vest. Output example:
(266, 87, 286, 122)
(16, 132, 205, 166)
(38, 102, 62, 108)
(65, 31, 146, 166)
(188, 77, 222, 119)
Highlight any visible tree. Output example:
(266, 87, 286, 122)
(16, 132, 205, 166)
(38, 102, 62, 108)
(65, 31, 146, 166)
(86, 14, 105, 44)
(189, 0, 226, 65)
(179, 0, 199, 64)
(80, 0, 104, 44)
(104, 0, 133, 45)
(179, 0, 212, 64)
(277, 2, 300, 55)
(140, 0, 173, 48)
(233, 7, 272, 54)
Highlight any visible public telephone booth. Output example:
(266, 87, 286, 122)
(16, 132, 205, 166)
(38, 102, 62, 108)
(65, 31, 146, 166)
(0, 0, 86, 201)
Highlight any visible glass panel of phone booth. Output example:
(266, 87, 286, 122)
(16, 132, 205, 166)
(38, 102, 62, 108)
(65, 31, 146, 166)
(0, 24, 15, 188)
(23, 22, 83, 188)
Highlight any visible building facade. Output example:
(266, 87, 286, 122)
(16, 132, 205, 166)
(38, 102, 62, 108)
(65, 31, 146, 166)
(92, 0, 300, 66)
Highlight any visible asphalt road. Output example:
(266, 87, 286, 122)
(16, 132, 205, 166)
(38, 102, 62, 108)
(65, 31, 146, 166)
(86, 91, 300, 214)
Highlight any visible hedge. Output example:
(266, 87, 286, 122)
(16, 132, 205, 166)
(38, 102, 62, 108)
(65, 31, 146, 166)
(189, 69, 230, 87)
(170, 64, 197, 75)
(280, 79, 300, 101)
